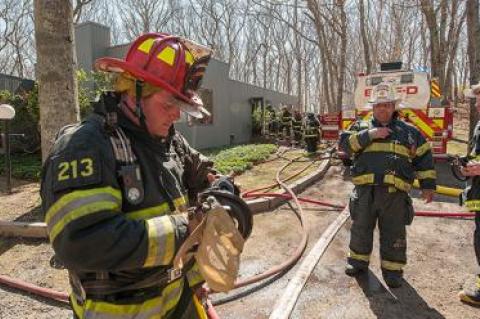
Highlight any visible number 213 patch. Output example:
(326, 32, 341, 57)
(52, 151, 101, 192)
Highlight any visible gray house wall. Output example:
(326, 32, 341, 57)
(74, 22, 297, 149)
(0, 73, 34, 94)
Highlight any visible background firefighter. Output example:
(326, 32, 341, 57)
(279, 106, 292, 140)
(40, 33, 233, 319)
(458, 83, 480, 306)
(339, 82, 436, 288)
(266, 106, 279, 139)
(303, 112, 320, 153)
(292, 109, 303, 145)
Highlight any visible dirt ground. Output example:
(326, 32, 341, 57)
(1, 143, 480, 318)
(0, 177, 70, 319)
(214, 164, 479, 319)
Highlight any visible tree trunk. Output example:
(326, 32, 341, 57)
(34, 0, 79, 162)
(467, 0, 480, 150)
(358, 0, 371, 74)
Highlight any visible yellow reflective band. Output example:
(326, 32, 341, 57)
(476, 276, 480, 289)
(45, 186, 121, 224)
(138, 38, 155, 54)
(352, 174, 374, 185)
(384, 174, 412, 192)
(364, 142, 411, 158)
(466, 200, 480, 211)
(416, 142, 431, 157)
(157, 46, 176, 66)
(348, 250, 370, 262)
(381, 260, 405, 271)
(349, 134, 362, 152)
(185, 51, 194, 65)
(126, 195, 188, 220)
(163, 278, 184, 314)
(45, 187, 122, 243)
(49, 201, 120, 243)
(351, 174, 411, 192)
(193, 294, 208, 319)
(173, 195, 188, 212)
(72, 279, 184, 318)
(186, 262, 204, 288)
(144, 216, 175, 267)
(416, 170, 436, 180)
(126, 202, 170, 220)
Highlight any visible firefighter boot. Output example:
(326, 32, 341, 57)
(382, 270, 403, 288)
(345, 260, 368, 276)
(459, 276, 480, 306)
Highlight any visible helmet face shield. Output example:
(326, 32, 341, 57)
(173, 91, 210, 119)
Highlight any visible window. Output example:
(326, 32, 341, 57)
(367, 76, 383, 86)
(400, 73, 414, 84)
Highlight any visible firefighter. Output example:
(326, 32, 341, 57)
(292, 109, 303, 145)
(279, 106, 293, 140)
(339, 82, 436, 288)
(304, 112, 320, 153)
(266, 106, 278, 138)
(458, 82, 480, 306)
(40, 33, 229, 318)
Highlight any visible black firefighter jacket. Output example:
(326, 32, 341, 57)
(40, 99, 212, 317)
(339, 117, 436, 192)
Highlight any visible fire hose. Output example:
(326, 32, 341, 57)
(0, 151, 316, 316)
(0, 149, 475, 314)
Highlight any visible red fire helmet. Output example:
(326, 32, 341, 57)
(95, 33, 212, 118)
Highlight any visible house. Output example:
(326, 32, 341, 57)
(75, 22, 297, 149)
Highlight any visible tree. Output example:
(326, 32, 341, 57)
(34, 0, 80, 161)
(419, 0, 466, 98)
(0, 0, 35, 78)
(73, 0, 94, 23)
(467, 0, 480, 147)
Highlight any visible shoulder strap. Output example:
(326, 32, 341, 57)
(109, 126, 145, 206)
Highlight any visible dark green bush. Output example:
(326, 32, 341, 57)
(0, 86, 40, 153)
(207, 144, 277, 174)
(0, 153, 42, 180)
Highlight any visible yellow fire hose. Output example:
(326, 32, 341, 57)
(412, 180, 462, 197)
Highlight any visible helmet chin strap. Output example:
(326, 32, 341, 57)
(135, 80, 150, 133)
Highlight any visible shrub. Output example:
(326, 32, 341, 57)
(207, 143, 277, 174)
(0, 153, 42, 180)
(0, 86, 40, 153)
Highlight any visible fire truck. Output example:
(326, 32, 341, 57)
(335, 62, 453, 158)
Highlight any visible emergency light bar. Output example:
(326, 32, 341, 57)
(380, 62, 403, 71)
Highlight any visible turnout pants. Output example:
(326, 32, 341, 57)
(305, 137, 318, 153)
(347, 185, 414, 272)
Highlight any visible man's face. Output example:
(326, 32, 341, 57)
(142, 90, 181, 137)
(372, 102, 395, 124)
